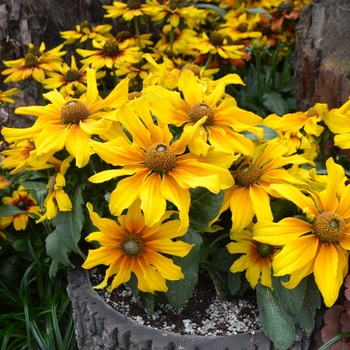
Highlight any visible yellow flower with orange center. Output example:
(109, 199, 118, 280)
(1, 185, 41, 230)
(253, 157, 350, 307)
(88, 97, 235, 230)
(82, 200, 194, 293)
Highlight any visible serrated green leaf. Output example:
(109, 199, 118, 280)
(256, 283, 295, 350)
(293, 276, 321, 333)
(49, 259, 60, 279)
(272, 275, 307, 315)
(45, 230, 71, 267)
(0, 204, 27, 217)
(52, 186, 85, 257)
(189, 188, 224, 231)
(262, 91, 289, 116)
(166, 227, 202, 308)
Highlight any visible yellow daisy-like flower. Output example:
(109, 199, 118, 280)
(147, 69, 262, 156)
(103, 0, 153, 21)
(82, 200, 194, 293)
(42, 55, 106, 96)
(114, 31, 153, 50)
(245, 0, 283, 9)
(0, 87, 20, 105)
(1, 140, 53, 174)
(227, 228, 279, 289)
(36, 156, 73, 223)
(145, 0, 207, 29)
(76, 38, 142, 71)
(1, 69, 129, 168)
(88, 97, 235, 230)
(323, 98, 350, 150)
(60, 21, 113, 45)
(188, 31, 245, 61)
(220, 138, 312, 233)
(1, 185, 41, 230)
(0, 176, 11, 190)
(2, 42, 66, 83)
(253, 157, 350, 307)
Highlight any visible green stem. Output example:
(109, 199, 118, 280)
(254, 51, 262, 99)
(204, 53, 213, 70)
(36, 81, 46, 105)
(133, 17, 142, 49)
(112, 65, 119, 87)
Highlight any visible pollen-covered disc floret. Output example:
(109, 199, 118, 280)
(65, 69, 81, 82)
(235, 163, 262, 187)
(313, 211, 345, 243)
(188, 103, 215, 126)
(145, 143, 176, 173)
(118, 233, 145, 257)
(180, 64, 201, 77)
(128, 91, 142, 100)
(103, 39, 120, 56)
(127, 0, 141, 8)
(60, 99, 90, 124)
(24, 53, 39, 68)
(257, 242, 274, 257)
(209, 31, 224, 46)
(306, 107, 319, 118)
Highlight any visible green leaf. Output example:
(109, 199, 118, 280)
(189, 188, 224, 231)
(262, 91, 289, 116)
(48, 259, 60, 279)
(228, 271, 242, 296)
(166, 227, 202, 308)
(45, 186, 85, 271)
(270, 199, 298, 222)
(203, 262, 229, 299)
(272, 275, 307, 315)
(210, 246, 235, 272)
(256, 283, 295, 350)
(12, 238, 29, 252)
(292, 276, 321, 333)
(196, 3, 226, 18)
(0, 204, 27, 217)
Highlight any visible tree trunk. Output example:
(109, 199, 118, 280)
(294, 0, 350, 111)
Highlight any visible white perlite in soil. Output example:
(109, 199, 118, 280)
(89, 268, 261, 336)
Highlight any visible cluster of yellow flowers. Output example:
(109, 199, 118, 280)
(2, 0, 350, 312)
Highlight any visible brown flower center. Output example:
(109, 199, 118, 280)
(209, 31, 224, 46)
(180, 64, 201, 77)
(128, 91, 142, 100)
(104, 39, 120, 56)
(24, 53, 39, 68)
(257, 242, 274, 257)
(80, 20, 92, 31)
(16, 200, 28, 210)
(313, 211, 345, 243)
(237, 23, 248, 33)
(306, 108, 319, 118)
(127, 0, 141, 9)
(168, 0, 181, 10)
(118, 233, 145, 257)
(188, 103, 215, 126)
(278, 1, 294, 12)
(235, 163, 262, 187)
(116, 31, 131, 40)
(65, 69, 81, 82)
(60, 100, 89, 124)
(145, 143, 176, 173)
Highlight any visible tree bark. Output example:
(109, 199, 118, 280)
(294, 0, 350, 111)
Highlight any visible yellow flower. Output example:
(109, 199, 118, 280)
(88, 98, 235, 230)
(37, 155, 74, 223)
(147, 69, 261, 156)
(60, 21, 113, 44)
(2, 43, 66, 83)
(76, 38, 142, 71)
(227, 228, 279, 289)
(0, 176, 11, 190)
(103, 0, 153, 21)
(82, 200, 194, 293)
(188, 31, 245, 61)
(323, 98, 350, 150)
(145, 0, 207, 29)
(1, 69, 129, 168)
(220, 139, 312, 233)
(42, 55, 106, 96)
(1, 185, 41, 230)
(0, 87, 20, 105)
(1, 140, 54, 174)
(253, 157, 350, 307)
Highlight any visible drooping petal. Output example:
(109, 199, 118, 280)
(250, 184, 273, 221)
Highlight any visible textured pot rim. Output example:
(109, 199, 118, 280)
(66, 266, 304, 350)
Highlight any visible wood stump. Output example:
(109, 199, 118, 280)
(294, 0, 350, 111)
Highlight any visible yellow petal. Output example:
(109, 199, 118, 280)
(250, 184, 273, 221)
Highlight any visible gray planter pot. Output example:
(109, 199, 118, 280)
(67, 266, 313, 350)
